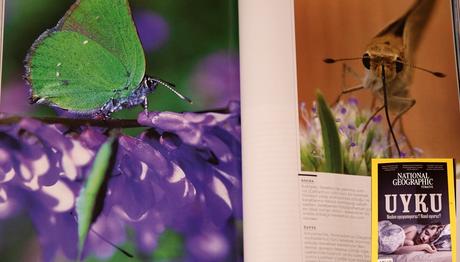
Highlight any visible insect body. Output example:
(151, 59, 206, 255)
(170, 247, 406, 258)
(25, 0, 191, 117)
(325, 0, 444, 156)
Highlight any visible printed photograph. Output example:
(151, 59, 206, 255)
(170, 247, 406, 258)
(0, 0, 242, 261)
(295, 0, 460, 175)
(374, 160, 456, 262)
(378, 221, 452, 261)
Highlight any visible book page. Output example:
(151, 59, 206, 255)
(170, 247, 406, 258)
(241, 0, 459, 261)
(239, 0, 302, 261)
(299, 173, 370, 261)
(293, 1, 460, 261)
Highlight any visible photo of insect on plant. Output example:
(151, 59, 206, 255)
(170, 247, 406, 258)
(295, 0, 460, 176)
(0, 0, 242, 261)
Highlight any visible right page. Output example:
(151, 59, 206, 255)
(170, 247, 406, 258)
(293, 1, 459, 262)
(240, 0, 459, 261)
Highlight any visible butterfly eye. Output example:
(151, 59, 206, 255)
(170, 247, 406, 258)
(362, 53, 371, 69)
(395, 57, 404, 73)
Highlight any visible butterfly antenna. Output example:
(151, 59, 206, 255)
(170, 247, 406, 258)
(150, 77, 193, 104)
(323, 57, 361, 64)
(404, 63, 446, 78)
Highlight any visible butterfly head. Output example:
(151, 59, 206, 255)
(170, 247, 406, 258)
(144, 76, 193, 104)
(362, 49, 405, 82)
(144, 77, 159, 92)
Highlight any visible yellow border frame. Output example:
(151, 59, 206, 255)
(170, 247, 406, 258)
(371, 158, 456, 261)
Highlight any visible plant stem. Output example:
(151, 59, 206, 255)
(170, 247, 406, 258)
(0, 116, 142, 128)
(0, 107, 231, 129)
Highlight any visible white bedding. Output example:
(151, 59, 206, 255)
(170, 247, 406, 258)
(380, 251, 452, 262)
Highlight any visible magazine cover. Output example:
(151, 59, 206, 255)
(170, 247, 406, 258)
(295, 0, 460, 176)
(0, 0, 242, 261)
(371, 159, 456, 262)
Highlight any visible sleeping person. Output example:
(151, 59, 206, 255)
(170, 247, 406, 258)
(378, 220, 451, 255)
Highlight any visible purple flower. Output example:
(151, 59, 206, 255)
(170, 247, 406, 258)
(0, 102, 242, 261)
(0, 81, 31, 114)
(186, 225, 230, 262)
(300, 98, 419, 175)
(133, 10, 170, 53)
(190, 52, 240, 108)
(373, 114, 382, 123)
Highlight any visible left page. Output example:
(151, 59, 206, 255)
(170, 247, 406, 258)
(0, 1, 242, 261)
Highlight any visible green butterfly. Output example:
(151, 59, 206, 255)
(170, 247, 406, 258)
(25, 0, 191, 117)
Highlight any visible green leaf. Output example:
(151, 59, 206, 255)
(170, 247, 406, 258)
(316, 91, 343, 173)
(152, 230, 185, 261)
(301, 144, 322, 172)
(364, 128, 375, 151)
(76, 137, 117, 261)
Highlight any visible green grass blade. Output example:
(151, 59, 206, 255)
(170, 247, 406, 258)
(316, 92, 343, 173)
(76, 137, 117, 261)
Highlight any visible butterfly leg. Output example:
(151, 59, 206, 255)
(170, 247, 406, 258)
(342, 63, 362, 82)
(390, 98, 416, 127)
(333, 63, 364, 106)
(379, 96, 415, 157)
(333, 84, 364, 106)
(141, 96, 149, 115)
(361, 105, 384, 132)
(390, 97, 416, 156)
(370, 96, 377, 110)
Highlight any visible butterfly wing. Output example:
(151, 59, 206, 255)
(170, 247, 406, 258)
(57, 0, 145, 92)
(373, 0, 435, 62)
(403, 0, 436, 61)
(26, 31, 131, 112)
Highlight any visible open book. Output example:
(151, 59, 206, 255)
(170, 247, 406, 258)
(0, 0, 460, 261)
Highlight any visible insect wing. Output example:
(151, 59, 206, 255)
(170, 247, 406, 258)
(27, 31, 128, 112)
(403, 0, 436, 59)
(58, 0, 146, 92)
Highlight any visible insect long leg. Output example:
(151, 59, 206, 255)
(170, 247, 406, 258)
(362, 105, 385, 133)
(370, 96, 377, 110)
(390, 99, 416, 128)
(397, 117, 416, 156)
(324, 59, 364, 105)
(142, 96, 148, 115)
(333, 84, 364, 105)
(390, 98, 416, 155)
(342, 63, 363, 82)
(333, 63, 365, 105)
(381, 65, 401, 157)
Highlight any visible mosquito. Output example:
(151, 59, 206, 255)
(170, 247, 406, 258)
(323, 0, 445, 157)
